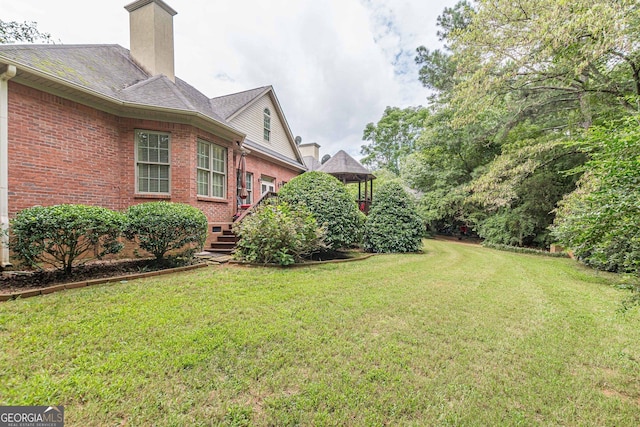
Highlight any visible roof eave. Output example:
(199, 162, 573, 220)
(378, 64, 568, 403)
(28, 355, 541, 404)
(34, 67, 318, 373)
(243, 139, 307, 173)
(0, 58, 246, 142)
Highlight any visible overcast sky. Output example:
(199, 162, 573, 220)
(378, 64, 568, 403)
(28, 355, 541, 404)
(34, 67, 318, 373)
(4, 0, 458, 158)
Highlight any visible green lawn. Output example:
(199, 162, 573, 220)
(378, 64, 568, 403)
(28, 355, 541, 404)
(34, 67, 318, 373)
(1, 240, 639, 426)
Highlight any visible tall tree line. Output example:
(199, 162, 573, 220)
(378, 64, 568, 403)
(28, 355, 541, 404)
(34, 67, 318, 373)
(361, 0, 640, 274)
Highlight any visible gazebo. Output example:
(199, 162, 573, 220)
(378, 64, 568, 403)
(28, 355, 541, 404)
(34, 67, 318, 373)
(317, 150, 376, 214)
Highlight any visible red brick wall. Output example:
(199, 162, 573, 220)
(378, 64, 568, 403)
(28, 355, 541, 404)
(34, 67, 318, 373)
(7, 82, 237, 222)
(7, 82, 303, 231)
(241, 153, 301, 202)
(8, 82, 123, 214)
(115, 119, 238, 224)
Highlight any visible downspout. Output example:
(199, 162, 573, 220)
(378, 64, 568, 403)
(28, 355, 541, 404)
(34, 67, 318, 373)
(0, 64, 16, 268)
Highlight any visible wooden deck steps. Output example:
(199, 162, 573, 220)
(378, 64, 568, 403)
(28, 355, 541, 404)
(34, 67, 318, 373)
(207, 229, 238, 254)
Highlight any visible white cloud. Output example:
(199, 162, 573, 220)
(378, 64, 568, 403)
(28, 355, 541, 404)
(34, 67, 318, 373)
(3, 0, 459, 158)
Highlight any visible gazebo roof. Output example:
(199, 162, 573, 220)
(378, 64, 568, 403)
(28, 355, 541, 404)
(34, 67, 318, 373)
(318, 150, 376, 183)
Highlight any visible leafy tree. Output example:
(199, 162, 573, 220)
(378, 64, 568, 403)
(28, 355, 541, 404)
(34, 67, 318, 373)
(366, 0, 640, 250)
(404, 107, 502, 189)
(363, 182, 424, 253)
(449, 0, 640, 127)
(415, 47, 457, 94)
(552, 116, 640, 274)
(124, 202, 208, 262)
(446, 0, 640, 248)
(279, 172, 363, 250)
(0, 20, 53, 44)
(433, 0, 474, 43)
(415, 1, 473, 95)
(10, 204, 124, 274)
(404, 0, 640, 248)
(400, 105, 503, 233)
(475, 208, 537, 247)
(360, 106, 429, 174)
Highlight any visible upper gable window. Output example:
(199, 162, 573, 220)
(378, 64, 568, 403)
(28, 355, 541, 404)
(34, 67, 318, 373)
(135, 130, 170, 194)
(263, 108, 271, 142)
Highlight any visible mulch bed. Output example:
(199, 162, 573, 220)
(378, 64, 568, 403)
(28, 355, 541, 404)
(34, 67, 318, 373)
(0, 258, 201, 294)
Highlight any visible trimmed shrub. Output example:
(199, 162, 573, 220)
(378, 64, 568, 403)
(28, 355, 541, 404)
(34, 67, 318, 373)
(278, 171, 362, 250)
(124, 202, 208, 262)
(363, 182, 424, 253)
(233, 200, 326, 266)
(482, 241, 570, 258)
(10, 204, 125, 274)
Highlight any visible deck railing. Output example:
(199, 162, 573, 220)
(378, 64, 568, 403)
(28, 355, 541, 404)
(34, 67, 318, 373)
(233, 191, 278, 223)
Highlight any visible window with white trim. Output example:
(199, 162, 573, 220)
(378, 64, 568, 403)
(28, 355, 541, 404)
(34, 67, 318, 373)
(136, 130, 170, 194)
(237, 171, 254, 205)
(197, 139, 227, 198)
(263, 108, 271, 141)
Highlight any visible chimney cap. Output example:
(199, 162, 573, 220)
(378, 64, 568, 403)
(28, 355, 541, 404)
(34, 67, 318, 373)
(298, 142, 321, 148)
(125, 0, 177, 16)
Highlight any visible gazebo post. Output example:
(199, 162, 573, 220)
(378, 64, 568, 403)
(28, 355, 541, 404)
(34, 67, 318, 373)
(369, 178, 372, 208)
(358, 181, 362, 206)
(364, 178, 369, 214)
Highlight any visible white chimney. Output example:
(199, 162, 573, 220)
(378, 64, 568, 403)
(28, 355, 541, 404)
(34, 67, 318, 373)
(125, 0, 177, 82)
(298, 142, 321, 161)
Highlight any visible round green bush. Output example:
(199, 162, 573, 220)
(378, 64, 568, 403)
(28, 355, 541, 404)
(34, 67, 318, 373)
(124, 202, 208, 261)
(233, 200, 326, 265)
(10, 204, 125, 274)
(363, 181, 424, 253)
(278, 172, 362, 250)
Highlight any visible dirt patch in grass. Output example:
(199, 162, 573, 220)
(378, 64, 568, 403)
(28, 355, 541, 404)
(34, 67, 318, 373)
(0, 258, 202, 293)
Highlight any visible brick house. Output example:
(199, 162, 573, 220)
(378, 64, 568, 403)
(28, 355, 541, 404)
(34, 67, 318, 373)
(0, 0, 306, 267)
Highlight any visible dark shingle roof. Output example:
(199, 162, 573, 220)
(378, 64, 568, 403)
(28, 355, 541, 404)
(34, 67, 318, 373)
(209, 86, 270, 120)
(0, 43, 228, 124)
(0, 43, 306, 170)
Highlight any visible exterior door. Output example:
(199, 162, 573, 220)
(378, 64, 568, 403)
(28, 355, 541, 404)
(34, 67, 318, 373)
(261, 176, 275, 195)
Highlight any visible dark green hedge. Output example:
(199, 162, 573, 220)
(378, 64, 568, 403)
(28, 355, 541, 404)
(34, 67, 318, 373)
(363, 182, 424, 253)
(10, 204, 125, 274)
(278, 172, 363, 250)
(124, 202, 208, 261)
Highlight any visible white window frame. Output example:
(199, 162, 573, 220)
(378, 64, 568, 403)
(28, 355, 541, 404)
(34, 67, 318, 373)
(263, 108, 271, 142)
(237, 170, 253, 205)
(197, 139, 227, 199)
(135, 130, 171, 194)
(244, 172, 254, 204)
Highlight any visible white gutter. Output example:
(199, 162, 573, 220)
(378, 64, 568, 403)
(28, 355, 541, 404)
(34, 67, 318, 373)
(0, 64, 16, 268)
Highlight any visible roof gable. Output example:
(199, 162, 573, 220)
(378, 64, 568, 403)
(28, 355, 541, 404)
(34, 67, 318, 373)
(212, 86, 304, 166)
